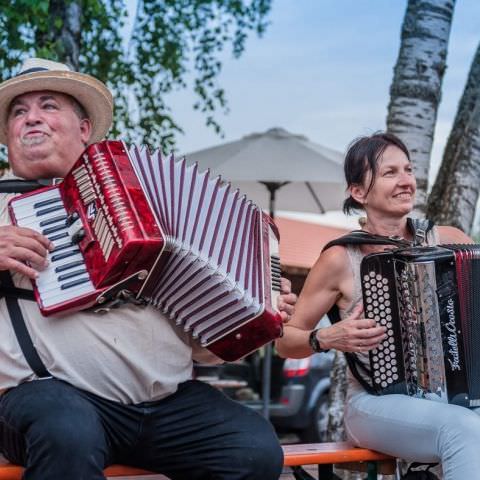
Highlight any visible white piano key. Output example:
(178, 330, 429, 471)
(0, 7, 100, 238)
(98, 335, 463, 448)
(37, 273, 91, 295)
(41, 281, 95, 308)
(36, 253, 85, 288)
(12, 188, 60, 208)
(15, 205, 68, 230)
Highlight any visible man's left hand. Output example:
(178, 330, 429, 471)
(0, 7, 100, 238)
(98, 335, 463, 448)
(277, 277, 296, 323)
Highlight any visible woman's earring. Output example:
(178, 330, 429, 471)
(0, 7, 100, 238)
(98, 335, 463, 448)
(358, 216, 367, 228)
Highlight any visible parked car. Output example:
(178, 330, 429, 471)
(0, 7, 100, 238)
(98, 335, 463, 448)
(194, 349, 334, 442)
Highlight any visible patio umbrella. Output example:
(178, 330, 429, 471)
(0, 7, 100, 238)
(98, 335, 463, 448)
(184, 127, 346, 418)
(184, 127, 346, 216)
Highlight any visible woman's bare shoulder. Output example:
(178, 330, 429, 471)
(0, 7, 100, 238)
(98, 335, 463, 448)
(437, 225, 474, 244)
(312, 245, 351, 278)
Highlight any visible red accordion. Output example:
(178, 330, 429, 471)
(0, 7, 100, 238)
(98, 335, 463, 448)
(8, 140, 283, 360)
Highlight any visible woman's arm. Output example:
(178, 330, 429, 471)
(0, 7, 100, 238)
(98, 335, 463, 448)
(437, 225, 474, 244)
(276, 246, 386, 359)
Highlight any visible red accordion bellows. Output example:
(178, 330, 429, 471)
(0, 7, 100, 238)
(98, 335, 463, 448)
(9, 140, 283, 360)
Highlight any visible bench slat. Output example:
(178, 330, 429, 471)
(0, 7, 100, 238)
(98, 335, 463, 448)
(0, 442, 396, 479)
(283, 442, 395, 466)
(0, 462, 157, 479)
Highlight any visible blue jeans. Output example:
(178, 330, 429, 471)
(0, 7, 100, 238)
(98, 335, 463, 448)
(0, 378, 283, 480)
(345, 390, 480, 480)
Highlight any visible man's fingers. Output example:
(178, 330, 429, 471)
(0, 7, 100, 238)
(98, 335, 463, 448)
(12, 232, 52, 257)
(2, 257, 39, 279)
(8, 246, 49, 268)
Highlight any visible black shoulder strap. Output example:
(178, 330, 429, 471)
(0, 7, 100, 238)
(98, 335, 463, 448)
(0, 179, 46, 193)
(0, 272, 50, 378)
(407, 217, 434, 246)
(322, 230, 410, 252)
(0, 180, 52, 378)
(0, 179, 42, 302)
(323, 217, 435, 252)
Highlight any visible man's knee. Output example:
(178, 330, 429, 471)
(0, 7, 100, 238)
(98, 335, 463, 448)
(244, 439, 283, 480)
(1, 381, 107, 462)
(29, 407, 105, 456)
(230, 413, 283, 480)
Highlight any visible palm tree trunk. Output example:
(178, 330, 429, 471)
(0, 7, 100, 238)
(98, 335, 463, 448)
(386, 0, 455, 215)
(426, 42, 480, 233)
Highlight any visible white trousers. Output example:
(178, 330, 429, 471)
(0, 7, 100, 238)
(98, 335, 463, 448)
(344, 391, 480, 479)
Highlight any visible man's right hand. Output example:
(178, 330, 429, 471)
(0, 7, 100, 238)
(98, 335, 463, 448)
(0, 225, 54, 279)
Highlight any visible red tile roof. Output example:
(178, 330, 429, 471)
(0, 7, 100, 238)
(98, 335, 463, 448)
(274, 216, 350, 271)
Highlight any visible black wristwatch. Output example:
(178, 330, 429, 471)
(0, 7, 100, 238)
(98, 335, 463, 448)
(309, 328, 329, 353)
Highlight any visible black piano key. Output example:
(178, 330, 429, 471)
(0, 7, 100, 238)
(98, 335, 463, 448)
(33, 197, 61, 209)
(54, 260, 84, 273)
(60, 277, 90, 290)
(57, 268, 87, 282)
(51, 249, 80, 262)
(36, 205, 64, 217)
(42, 224, 67, 235)
(39, 215, 67, 227)
(66, 212, 79, 226)
(48, 232, 69, 242)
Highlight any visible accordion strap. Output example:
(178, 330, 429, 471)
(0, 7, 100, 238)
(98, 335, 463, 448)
(0, 180, 54, 378)
(0, 271, 51, 378)
(0, 179, 42, 303)
(0, 179, 46, 193)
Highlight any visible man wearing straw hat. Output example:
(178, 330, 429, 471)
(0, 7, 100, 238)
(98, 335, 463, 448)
(0, 58, 295, 480)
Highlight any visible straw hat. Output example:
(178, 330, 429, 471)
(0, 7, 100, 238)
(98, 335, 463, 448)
(0, 57, 113, 145)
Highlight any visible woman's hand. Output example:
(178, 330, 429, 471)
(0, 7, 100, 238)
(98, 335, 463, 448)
(0, 225, 54, 279)
(317, 303, 387, 353)
(277, 277, 297, 323)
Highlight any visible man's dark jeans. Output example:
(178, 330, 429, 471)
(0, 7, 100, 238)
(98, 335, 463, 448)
(0, 378, 283, 480)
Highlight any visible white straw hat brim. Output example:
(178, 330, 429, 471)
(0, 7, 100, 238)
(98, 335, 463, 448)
(0, 70, 113, 145)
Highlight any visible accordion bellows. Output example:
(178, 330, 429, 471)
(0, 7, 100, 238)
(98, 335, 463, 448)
(9, 140, 283, 360)
(361, 245, 480, 407)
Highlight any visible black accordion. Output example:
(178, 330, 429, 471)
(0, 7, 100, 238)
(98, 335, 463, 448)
(360, 245, 480, 407)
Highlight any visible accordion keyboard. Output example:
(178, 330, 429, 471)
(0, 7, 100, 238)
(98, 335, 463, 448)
(10, 187, 95, 309)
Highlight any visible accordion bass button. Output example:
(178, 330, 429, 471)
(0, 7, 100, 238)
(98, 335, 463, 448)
(235, 333, 242, 340)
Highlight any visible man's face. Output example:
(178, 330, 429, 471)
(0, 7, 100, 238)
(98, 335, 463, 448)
(7, 91, 91, 179)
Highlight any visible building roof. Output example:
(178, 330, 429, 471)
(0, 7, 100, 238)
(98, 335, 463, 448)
(275, 216, 350, 273)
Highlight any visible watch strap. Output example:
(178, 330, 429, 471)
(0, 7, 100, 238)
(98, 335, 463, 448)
(309, 328, 329, 353)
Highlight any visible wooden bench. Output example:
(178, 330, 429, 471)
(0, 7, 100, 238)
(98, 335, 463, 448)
(284, 442, 397, 479)
(0, 442, 396, 479)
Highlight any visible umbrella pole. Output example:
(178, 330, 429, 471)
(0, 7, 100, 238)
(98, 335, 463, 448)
(262, 343, 273, 419)
(260, 182, 281, 420)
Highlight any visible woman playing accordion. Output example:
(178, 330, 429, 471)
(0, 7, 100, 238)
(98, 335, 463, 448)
(276, 132, 480, 480)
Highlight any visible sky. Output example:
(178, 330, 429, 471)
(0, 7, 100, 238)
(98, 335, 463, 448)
(129, 0, 480, 228)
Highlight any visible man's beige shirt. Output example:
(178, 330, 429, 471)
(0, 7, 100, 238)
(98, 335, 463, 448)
(0, 186, 219, 404)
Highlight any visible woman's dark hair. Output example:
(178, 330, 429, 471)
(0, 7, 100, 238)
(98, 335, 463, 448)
(342, 131, 410, 215)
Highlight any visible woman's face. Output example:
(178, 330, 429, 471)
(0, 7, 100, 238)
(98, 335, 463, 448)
(353, 145, 416, 217)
